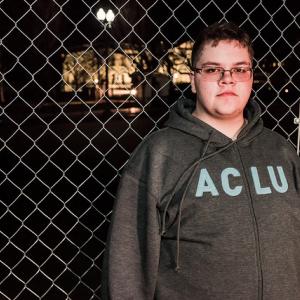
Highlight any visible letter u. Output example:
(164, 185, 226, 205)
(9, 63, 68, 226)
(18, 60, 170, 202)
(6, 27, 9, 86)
(267, 166, 288, 193)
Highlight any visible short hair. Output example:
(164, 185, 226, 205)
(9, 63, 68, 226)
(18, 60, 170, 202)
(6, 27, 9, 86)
(191, 22, 254, 67)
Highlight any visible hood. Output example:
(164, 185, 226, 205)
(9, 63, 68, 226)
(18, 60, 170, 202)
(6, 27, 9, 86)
(164, 97, 264, 147)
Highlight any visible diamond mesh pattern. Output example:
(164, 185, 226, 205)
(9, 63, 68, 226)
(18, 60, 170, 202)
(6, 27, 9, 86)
(0, 0, 299, 299)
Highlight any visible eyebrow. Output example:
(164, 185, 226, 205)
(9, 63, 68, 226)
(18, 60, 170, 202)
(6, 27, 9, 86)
(199, 61, 251, 67)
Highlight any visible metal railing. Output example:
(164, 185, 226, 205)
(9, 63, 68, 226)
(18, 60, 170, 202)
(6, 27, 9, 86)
(0, 0, 299, 299)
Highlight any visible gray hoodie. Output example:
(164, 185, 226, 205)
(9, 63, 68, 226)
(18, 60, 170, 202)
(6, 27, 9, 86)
(102, 97, 300, 300)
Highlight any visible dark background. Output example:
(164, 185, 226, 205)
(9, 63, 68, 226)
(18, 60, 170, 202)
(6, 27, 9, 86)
(0, 0, 299, 299)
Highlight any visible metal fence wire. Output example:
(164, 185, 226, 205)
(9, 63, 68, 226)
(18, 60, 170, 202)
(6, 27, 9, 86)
(0, 0, 300, 299)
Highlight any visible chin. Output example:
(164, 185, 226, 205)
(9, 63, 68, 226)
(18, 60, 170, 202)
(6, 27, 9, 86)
(216, 103, 244, 113)
(215, 109, 243, 119)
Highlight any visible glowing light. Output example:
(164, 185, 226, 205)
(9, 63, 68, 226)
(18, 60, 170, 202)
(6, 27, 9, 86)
(128, 107, 141, 114)
(96, 8, 106, 21)
(106, 9, 115, 23)
(130, 89, 137, 96)
(96, 8, 115, 27)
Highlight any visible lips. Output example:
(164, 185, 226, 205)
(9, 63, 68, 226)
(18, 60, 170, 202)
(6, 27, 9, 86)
(217, 91, 237, 97)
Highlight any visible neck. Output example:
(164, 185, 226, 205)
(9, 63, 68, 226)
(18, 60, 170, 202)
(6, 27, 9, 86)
(193, 112, 246, 139)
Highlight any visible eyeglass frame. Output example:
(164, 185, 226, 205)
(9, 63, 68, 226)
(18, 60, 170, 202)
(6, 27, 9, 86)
(190, 66, 253, 82)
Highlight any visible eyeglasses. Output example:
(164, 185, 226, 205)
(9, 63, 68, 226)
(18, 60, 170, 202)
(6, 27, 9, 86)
(191, 66, 253, 82)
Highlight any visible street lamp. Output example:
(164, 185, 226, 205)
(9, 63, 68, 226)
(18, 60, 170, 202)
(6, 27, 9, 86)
(95, 8, 115, 102)
(96, 8, 115, 28)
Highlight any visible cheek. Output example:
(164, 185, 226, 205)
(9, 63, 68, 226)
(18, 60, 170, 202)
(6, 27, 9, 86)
(238, 83, 253, 100)
(191, 77, 219, 100)
(191, 77, 209, 95)
(198, 83, 217, 100)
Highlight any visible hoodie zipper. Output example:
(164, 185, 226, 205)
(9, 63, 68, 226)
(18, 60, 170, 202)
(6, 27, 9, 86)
(235, 143, 263, 300)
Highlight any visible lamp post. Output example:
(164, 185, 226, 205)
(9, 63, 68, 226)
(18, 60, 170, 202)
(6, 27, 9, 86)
(96, 8, 115, 28)
(96, 8, 115, 101)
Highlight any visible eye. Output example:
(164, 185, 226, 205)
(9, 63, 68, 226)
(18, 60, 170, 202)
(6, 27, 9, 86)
(233, 67, 247, 73)
(203, 67, 222, 74)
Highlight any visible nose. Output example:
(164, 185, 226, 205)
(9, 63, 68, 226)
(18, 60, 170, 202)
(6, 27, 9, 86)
(219, 70, 234, 84)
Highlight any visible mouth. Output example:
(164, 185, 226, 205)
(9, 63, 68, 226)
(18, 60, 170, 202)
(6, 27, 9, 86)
(217, 91, 237, 97)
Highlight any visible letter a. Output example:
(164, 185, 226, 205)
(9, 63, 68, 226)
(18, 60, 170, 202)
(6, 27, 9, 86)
(195, 168, 219, 197)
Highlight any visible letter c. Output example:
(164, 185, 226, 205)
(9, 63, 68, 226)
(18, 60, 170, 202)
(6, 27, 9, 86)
(221, 167, 242, 196)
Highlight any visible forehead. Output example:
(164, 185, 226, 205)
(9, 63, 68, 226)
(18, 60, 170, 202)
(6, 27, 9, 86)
(197, 40, 251, 65)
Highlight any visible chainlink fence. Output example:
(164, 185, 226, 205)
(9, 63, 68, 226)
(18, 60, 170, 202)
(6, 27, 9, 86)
(0, 0, 300, 299)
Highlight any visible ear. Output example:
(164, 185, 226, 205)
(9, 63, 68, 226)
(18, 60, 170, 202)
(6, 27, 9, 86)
(190, 72, 196, 94)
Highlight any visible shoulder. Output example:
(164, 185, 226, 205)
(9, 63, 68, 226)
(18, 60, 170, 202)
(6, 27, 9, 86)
(124, 126, 201, 176)
(261, 127, 293, 145)
(120, 128, 185, 191)
(131, 126, 192, 157)
(127, 127, 179, 165)
(261, 127, 298, 158)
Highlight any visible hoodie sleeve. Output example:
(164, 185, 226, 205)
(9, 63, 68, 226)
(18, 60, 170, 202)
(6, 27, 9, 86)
(101, 163, 161, 299)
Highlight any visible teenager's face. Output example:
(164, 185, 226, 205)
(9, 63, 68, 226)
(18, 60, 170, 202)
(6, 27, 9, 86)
(190, 40, 253, 122)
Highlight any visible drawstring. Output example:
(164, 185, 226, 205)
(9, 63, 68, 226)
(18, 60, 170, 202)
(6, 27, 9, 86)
(160, 159, 202, 236)
(159, 135, 213, 237)
(160, 133, 237, 272)
(174, 133, 214, 271)
(174, 161, 202, 271)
